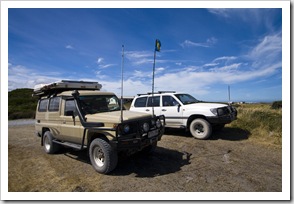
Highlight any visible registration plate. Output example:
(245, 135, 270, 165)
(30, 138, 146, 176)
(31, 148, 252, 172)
(148, 129, 159, 138)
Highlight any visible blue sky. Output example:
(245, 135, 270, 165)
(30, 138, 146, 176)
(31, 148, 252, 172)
(8, 5, 284, 102)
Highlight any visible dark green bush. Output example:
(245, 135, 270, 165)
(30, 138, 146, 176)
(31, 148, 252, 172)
(8, 88, 38, 120)
(271, 101, 282, 109)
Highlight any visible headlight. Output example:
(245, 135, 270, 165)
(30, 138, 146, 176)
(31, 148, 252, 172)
(156, 119, 162, 128)
(210, 108, 217, 116)
(142, 122, 150, 132)
(123, 124, 130, 133)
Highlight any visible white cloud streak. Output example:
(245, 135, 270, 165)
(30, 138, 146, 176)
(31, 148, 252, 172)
(65, 45, 74, 49)
(97, 57, 116, 69)
(180, 37, 217, 48)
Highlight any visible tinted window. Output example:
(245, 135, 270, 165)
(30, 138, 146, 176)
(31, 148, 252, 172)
(134, 97, 147, 107)
(147, 96, 160, 107)
(65, 100, 76, 114)
(175, 94, 199, 105)
(48, 97, 60, 112)
(38, 99, 49, 112)
(79, 95, 121, 114)
(162, 96, 179, 106)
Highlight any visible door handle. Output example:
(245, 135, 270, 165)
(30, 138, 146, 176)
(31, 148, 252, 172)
(145, 109, 150, 111)
(162, 109, 167, 111)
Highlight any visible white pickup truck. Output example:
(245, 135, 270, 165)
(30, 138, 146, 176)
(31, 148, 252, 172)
(130, 91, 237, 139)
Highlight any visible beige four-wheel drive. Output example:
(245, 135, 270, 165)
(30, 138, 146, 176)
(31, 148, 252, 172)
(34, 80, 165, 174)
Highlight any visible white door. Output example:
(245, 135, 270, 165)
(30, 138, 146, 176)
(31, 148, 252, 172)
(161, 95, 183, 127)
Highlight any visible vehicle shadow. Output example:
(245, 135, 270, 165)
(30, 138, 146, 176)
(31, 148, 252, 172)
(112, 147, 191, 177)
(61, 146, 191, 178)
(210, 127, 250, 141)
(62, 148, 91, 164)
(164, 127, 250, 141)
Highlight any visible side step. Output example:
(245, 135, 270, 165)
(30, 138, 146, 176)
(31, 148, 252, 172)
(53, 140, 87, 150)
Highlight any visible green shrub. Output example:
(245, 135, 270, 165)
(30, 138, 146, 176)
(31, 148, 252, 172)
(271, 101, 282, 109)
(8, 88, 38, 120)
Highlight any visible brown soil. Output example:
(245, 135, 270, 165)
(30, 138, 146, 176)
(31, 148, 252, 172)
(8, 125, 282, 193)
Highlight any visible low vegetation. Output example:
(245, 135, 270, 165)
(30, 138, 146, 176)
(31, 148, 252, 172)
(8, 88, 38, 120)
(229, 103, 282, 147)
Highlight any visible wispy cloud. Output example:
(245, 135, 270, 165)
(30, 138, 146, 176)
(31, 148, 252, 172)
(213, 56, 237, 62)
(8, 64, 62, 91)
(180, 37, 217, 48)
(248, 33, 282, 61)
(125, 51, 154, 65)
(207, 8, 231, 18)
(96, 57, 116, 69)
(65, 44, 74, 49)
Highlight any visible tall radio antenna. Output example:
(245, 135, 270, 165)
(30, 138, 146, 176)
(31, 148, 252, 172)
(228, 85, 231, 104)
(120, 45, 124, 122)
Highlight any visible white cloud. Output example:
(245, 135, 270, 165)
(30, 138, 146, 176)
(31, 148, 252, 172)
(209, 63, 242, 72)
(207, 8, 231, 18)
(180, 37, 217, 48)
(249, 33, 281, 61)
(8, 64, 62, 91)
(97, 57, 104, 64)
(213, 56, 237, 62)
(125, 50, 154, 65)
(96, 57, 116, 69)
(65, 45, 74, 49)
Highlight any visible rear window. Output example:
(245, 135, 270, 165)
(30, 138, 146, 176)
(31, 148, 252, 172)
(48, 97, 60, 112)
(134, 97, 147, 107)
(38, 99, 49, 112)
(147, 96, 160, 107)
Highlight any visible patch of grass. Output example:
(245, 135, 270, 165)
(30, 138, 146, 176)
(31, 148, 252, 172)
(229, 103, 282, 147)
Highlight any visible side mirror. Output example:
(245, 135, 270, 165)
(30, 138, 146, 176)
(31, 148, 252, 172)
(177, 104, 181, 112)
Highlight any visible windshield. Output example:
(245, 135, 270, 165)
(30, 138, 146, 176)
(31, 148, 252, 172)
(175, 94, 199, 105)
(79, 95, 122, 114)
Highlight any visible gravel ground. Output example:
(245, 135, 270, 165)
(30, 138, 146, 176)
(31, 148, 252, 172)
(7, 123, 283, 200)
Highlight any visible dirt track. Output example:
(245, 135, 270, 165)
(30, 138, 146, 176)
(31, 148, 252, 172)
(8, 123, 282, 193)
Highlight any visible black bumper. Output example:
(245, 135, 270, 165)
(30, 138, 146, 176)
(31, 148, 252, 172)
(207, 112, 237, 124)
(111, 135, 159, 151)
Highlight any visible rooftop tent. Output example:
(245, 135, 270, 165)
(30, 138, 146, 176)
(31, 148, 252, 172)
(33, 80, 102, 97)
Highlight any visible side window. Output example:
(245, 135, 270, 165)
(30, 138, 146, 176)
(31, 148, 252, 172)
(38, 99, 49, 112)
(147, 96, 160, 107)
(48, 97, 61, 112)
(134, 97, 147, 107)
(162, 96, 179, 106)
(64, 100, 76, 115)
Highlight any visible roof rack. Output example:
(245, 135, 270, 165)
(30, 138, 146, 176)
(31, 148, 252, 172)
(33, 80, 102, 97)
(137, 91, 176, 96)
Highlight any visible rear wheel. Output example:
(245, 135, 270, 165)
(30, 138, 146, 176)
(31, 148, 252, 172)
(89, 138, 118, 174)
(189, 118, 212, 140)
(43, 131, 60, 154)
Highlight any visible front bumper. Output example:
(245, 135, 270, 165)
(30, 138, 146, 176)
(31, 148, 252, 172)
(114, 135, 159, 151)
(207, 111, 237, 124)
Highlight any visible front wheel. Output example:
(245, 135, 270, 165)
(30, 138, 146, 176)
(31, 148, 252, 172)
(189, 118, 212, 140)
(89, 138, 118, 174)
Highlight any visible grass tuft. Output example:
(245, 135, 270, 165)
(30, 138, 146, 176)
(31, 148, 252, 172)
(229, 103, 282, 147)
